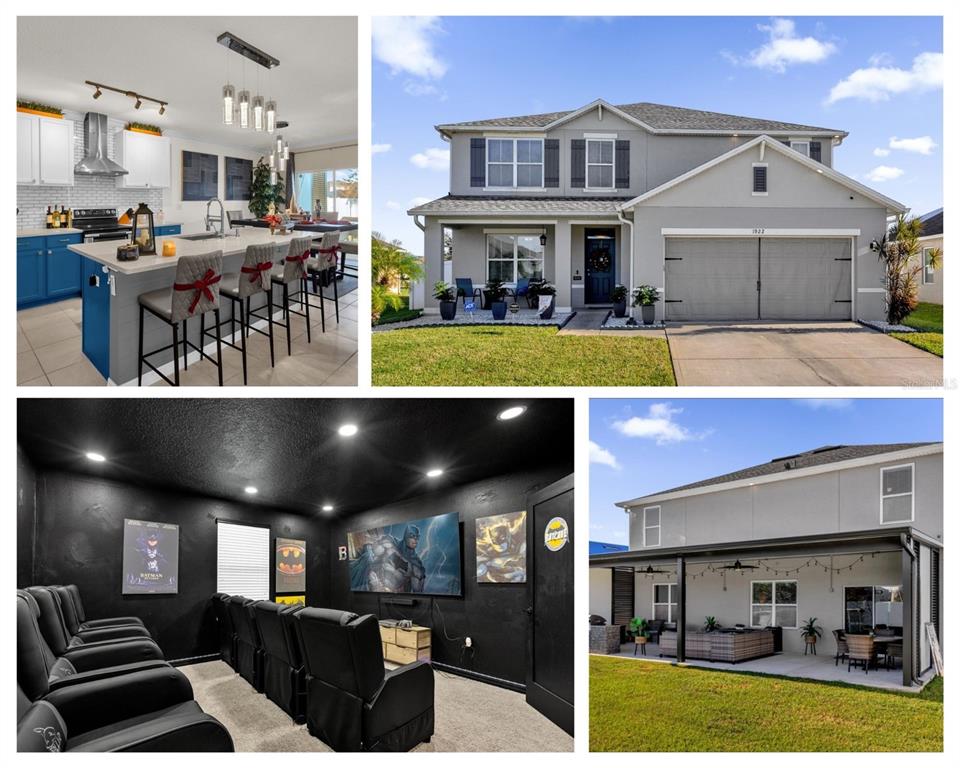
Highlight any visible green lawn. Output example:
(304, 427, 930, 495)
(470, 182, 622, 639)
(893, 303, 943, 357)
(590, 656, 943, 752)
(372, 326, 675, 386)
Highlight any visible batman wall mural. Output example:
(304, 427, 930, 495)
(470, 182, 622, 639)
(121, 519, 179, 594)
(276, 538, 307, 593)
(476, 510, 527, 583)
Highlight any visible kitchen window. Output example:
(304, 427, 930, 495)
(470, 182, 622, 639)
(653, 583, 679, 623)
(751, 580, 798, 629)
(486, 139, 543, 188)
(642, 506, 661, 547)
(923, 247, 937, 284)
(586, 139, 614, 189)
(881, 464, 914, 523)
(486, 233, 544, 283)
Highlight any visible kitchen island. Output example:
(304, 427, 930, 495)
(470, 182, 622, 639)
(70, 229, 308, 385)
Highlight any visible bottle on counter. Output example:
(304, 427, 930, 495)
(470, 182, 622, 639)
(65, 207, 73, 228)
(52, 206, 60, 228)
(46, 206, 52, 229)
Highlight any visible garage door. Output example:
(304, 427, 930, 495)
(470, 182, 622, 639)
(664, 237, 851, 321)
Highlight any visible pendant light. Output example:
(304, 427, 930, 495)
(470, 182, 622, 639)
(238, 89, 250, 128)
(266, 99, 276, 134)
(282, 139, 290, 160)
(269, 150, 276, 170)
(221, 47, 234, 125)
(252, 68, 264, 131)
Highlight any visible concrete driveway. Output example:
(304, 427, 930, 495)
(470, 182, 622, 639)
(666, 322, 942, 386)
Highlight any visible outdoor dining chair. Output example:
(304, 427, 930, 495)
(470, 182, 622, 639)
(455, 278, 482, 307)
(832, 629, 848, 667)
(845, 634, 875, 674)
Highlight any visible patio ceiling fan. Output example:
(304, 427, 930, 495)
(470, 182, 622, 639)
(717, 559, 759, 574)
(638, 565, 670, 575)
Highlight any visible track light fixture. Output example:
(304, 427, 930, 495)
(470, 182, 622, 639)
(93, 87, 102, 99)
(85, 81, 167, 115)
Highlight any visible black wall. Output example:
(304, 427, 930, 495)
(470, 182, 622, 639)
(328, 464, 570, 688)
(17, 446, 37, 589)
(28, 468, 330, 662)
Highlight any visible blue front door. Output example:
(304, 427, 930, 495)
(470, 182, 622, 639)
(585, 228, 616, 304)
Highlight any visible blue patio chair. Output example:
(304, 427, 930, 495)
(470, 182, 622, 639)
(455, 278, 482, 307)
(515, 278, 531, 306)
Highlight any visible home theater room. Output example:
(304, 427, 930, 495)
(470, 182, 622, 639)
(16, 397, 575, 753)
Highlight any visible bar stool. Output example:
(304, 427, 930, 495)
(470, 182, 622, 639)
(205, 242, 276, 385)
(137, 251, 224, 386)
(263, 235, 315, 357)
(305, 231, 341, 329)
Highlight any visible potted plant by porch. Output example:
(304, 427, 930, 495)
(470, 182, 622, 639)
(529, 281, 557, 319)
(433, 281, 458, 321)
(632, 284, 661, 325)
(800, 617, 823, 654)
(610, 284, 628, 318)
(629, 617, 650, 655)
(484, 278, 509, 320)
(703, 616, 722, 633)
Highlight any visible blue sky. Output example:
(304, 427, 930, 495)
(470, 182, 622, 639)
(589, 398, 943, 544)
(372, 16, 943, 253)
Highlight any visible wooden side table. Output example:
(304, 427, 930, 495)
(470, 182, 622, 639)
(380, 622, 431, 664)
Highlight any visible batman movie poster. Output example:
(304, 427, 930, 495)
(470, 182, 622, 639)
(122, 519, 179, 594)
(476, 510, 527, 583)
(348, 511, 461, 595)
(276, 538, 306, 593)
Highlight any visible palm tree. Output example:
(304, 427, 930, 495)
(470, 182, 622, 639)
(371, 235, 424, 324)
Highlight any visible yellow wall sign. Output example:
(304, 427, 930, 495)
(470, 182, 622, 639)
(543, 517, 569, 552)
(275, 595, 305, 606)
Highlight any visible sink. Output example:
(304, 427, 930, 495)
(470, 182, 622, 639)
(177, 232, 223, 241)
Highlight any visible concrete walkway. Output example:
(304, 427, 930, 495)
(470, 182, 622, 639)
(666, 321, 942, 386)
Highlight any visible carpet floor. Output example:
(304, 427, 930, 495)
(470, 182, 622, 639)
(180, 660, 573, 752)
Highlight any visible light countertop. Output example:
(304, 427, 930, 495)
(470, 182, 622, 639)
(18, 228, 83, 238)
(67, 229, 314, 276)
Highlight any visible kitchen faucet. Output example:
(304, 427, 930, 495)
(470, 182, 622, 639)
(205, 198, 226, 235)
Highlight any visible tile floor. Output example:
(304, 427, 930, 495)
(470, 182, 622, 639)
(17, 289, 358, 387)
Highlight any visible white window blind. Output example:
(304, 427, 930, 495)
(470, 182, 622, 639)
(217, 521, 270, 600)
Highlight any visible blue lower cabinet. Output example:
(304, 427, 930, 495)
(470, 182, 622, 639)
(17, 233, 83, 307)
(46, 246, 82, 299)
(81, 257, 111, 379)
(17, 238, 46, 307)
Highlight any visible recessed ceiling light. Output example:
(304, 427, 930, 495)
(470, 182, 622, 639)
(338, 424, 358, 437)
(244, 486, 258, 495)
(321, 504, 334, 512)
(497, 405, 527, 421)
(85, 452, 106, 462)
(426, 468, 444, 478)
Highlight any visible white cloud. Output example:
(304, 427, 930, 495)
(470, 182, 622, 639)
(372, 17, 447, 80)
(589, 441, 621, 470)
(385, 200, 402, 211)
(611, 403, 704, 446)
(826, 52, 943, 104)
(729, 18, 836, 73)
(795, 398, 854, 410)
(371, 143, 392, 155)
(888, 136, 937, 155)
(873, 147, 891, 157)
(407, 196, 432, 209)
(868, 52, 895, 68)
(403, 81, 446, 99)
(410, 147, 449, 171)
(865, 165, 905, 183)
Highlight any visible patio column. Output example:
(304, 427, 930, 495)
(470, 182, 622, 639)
(901, 543, 915, 687)
(676, 555, 686, 663)
(554, 221, 572, 312)
(416, 218, 444, 312)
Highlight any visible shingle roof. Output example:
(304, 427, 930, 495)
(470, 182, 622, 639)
(440, 101, 844, 134)
(643, 443, 937, 497)
(919, 208, 943, 237)
(408, 195, 630, 216)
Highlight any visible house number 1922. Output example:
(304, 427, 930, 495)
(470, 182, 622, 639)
(751, 228, 766, 234)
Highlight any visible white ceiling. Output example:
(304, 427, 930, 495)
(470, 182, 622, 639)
(17, 16, 357, 152)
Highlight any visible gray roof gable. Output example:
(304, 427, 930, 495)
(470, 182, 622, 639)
(438, 100, 845, 135)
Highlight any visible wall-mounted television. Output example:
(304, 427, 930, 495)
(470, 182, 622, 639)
(348, 511, 461, 596)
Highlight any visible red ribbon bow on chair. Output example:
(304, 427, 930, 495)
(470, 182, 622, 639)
(174, 269, 221, 314)
(287, 250, 310, 265)
(241, 261, 273, 284)
(315, 246, 338, 267)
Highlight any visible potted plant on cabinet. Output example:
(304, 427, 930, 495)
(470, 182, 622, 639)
(610, 284, 628, 317)
(529, 281, 557, 319)
(632, 284, 661, 325)
(433, 281, 458, 320)
(800, 617, 823, 654)
(703, 616, 722, 633)
(17, 100, 63, 119)
(484, 278, 509, 320)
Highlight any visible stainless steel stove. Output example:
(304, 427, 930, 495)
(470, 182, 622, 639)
(72, 208, 132, 243)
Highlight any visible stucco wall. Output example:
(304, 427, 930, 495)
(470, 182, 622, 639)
(590, 568, 613, 624)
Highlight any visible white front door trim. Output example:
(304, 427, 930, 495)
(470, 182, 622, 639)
(661, 228, 861, 237)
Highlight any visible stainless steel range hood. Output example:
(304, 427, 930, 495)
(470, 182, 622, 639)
(74, 113, 128, 176)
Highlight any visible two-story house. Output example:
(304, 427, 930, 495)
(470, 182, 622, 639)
(589, 442, 943, 688)
(409, 99, 907, 321)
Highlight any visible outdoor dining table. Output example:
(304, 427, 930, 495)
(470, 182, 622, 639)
(870, 636, 903, 669)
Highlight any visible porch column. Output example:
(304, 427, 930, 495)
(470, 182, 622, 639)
(676, 555, 686, 663)
(417, 218, 444, 312)
(554, 221, 572, 312)
(901, 543, 915, 687)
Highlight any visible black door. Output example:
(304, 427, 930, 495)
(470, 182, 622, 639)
(585, 228, 616, 304)
(526, 474, 574, 736)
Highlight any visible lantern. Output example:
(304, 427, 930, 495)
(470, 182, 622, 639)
(132, 202, 156, 255)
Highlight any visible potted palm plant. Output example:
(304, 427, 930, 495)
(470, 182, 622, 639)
(433, 281, 458, 321)
(800, 617, 823, 652)
(484, 278, 509, 320)
(610, 284, 628, 318)
(703, 616, 722, 633)
(529, 281, 557, 319)
(632, 284, 661, 325)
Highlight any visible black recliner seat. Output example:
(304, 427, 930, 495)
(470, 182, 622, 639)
(26, 587, 164, 669)
(50, 585, 152, 643)
(295, 608, 434, 752)
(227, 596, 263, 691)
(254, 601, 306, 722)
(62, 584, 145, 629)
(211, 593, 235, 668)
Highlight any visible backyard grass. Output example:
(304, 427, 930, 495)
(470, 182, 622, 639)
(891, 302, 943, 357)
(372, 326, 675, 386)
(590, 656, 943, 752)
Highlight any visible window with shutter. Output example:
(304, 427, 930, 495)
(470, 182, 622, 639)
(615, 140, 630, 188)
(570, 139, 585, 187)
(217, 521, 270, 599)
(752, 164, 768, 194)
(810, 141, 822, 163)
(544, 139, 560, 187)
(470, 138, 486, 187)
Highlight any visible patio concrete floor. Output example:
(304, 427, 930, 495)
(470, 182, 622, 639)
(600, 641, 931, 692)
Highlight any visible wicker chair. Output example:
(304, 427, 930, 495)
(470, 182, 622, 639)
(832, 629, 848, 667)
(846, 634, 875, 674)
(883, 642, 903, 670)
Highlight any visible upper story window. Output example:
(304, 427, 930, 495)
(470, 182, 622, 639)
(642, 506, 661, 547)
(923, 247, 937, 284)
(486, 138, 543, 188)
(586, 138, 614, 189)
(789, 140, 811, 157)
(752, 163, 768, 195)
(881, 464, 914, 524)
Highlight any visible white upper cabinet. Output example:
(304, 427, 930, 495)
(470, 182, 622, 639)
(116, 130, 171, 188)
(17, 113, 74, 186)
